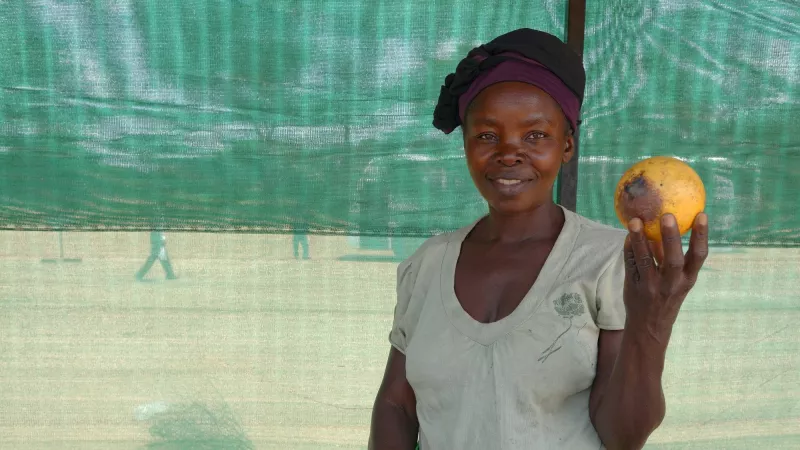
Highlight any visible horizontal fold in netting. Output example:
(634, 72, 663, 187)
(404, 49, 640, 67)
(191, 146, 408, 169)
(1, 0, 798, 246)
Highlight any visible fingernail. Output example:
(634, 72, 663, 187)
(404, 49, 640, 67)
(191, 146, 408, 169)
(662, 214, 676, 226)
(629, 218, 642, 232)
(698, 213, 708, 226)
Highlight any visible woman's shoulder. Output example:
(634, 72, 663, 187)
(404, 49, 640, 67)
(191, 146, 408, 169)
(397, 220, 475, 270)
(568, 210, 628, 249)
(561, 210, 628, 278)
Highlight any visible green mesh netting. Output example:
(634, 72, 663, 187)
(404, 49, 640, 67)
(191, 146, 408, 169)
(1, 0, 798, 245)
(1, 1, 799, 449)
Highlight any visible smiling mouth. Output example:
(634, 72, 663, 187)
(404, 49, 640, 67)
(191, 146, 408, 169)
(496, 179, 522, 185)
(488, 177, 532, 194)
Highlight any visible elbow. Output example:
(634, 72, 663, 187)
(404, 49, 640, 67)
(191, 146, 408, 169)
(601, 430, 658, 450)
(368, 399, 419, 450)
(594, 404, 666, 450)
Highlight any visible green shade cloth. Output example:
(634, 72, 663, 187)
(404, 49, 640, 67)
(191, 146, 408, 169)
(0, 0, 798, 247)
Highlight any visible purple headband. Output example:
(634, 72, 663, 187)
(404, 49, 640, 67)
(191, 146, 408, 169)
(457, 53, 580, 132)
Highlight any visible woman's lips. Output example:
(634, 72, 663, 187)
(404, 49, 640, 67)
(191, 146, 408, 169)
(488, 177, 532, 195)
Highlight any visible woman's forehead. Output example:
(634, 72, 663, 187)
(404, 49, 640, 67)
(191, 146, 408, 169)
(468, 82, 563, 118)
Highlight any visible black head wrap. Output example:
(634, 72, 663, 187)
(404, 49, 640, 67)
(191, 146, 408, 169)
(432, 28, 586, 134)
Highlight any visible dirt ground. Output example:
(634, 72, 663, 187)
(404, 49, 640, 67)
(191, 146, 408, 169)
(1, 231, 798, 449)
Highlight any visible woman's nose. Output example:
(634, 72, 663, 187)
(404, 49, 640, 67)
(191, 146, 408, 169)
(495, 144, 524, 166)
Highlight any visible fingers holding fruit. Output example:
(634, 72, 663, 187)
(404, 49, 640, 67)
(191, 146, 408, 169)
(615, 156, 706, 243)
(617, 157, 710, 332)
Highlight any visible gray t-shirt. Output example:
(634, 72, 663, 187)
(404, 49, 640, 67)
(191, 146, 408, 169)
(389, 206, 627, 449)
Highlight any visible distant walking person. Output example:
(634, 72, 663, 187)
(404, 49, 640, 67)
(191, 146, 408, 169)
(293, 233, 310, 260)
(136, 231, 177, 281)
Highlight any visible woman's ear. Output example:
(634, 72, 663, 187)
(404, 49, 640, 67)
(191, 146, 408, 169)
(562, 134, 575, 164)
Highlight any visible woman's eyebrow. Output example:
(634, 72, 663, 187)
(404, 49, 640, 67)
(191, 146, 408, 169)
(520, 117, 554, 126)
(471, 117, 501, 127)
(471, 116, 554, 127)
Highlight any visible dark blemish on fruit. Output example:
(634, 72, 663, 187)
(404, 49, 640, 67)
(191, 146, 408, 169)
(620, 174, 662, 222)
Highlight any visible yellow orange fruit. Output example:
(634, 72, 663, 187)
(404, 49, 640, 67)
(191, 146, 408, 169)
(614, 156, 706, 242)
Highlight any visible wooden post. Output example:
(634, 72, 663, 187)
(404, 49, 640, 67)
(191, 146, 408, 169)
(557, 0, 587, 212)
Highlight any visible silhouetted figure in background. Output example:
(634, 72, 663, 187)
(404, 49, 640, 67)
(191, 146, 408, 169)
(136, 231, 177, 281)
(293, 233, 310, 260)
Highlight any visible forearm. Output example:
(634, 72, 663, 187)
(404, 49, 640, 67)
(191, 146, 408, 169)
(592, 325, 671, 449)
(368, 402, 419, 450)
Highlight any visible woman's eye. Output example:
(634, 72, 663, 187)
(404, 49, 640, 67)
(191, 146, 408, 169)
(527, 132, 547, 140)
(477, 133, 496, 141)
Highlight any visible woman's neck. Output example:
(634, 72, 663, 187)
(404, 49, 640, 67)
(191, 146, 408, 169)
(478, 202, 565, 244)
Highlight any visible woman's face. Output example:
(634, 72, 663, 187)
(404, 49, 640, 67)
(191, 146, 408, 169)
(462, 81, 574, 215)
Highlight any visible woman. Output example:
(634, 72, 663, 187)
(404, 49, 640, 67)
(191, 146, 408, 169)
(369, 28, 708, 449)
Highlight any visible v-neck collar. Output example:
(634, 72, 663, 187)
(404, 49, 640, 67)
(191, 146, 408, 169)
(439, 204, 580, 346)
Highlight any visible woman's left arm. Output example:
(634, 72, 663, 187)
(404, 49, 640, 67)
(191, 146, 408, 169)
(590, 213, 709, 450)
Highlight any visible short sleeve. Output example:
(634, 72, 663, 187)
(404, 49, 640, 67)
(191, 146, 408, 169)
(595, 237, 627, 330)
(389, 256, 417, 354)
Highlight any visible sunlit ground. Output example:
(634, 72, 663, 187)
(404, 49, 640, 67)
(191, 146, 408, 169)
(1, 231, 798, 449)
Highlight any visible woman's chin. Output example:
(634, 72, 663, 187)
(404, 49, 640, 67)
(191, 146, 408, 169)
(483, 192, 556, 215)
(487, 198, 538, 215)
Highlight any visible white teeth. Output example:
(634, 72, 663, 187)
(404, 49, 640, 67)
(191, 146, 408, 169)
(497, 179, 522, 185)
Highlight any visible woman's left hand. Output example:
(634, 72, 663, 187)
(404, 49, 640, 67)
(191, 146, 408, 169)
(622, 213, 709, 341)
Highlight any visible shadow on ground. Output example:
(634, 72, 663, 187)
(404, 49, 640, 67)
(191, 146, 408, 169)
(337, 254, 403, 263)
(142, 400, 253, 450)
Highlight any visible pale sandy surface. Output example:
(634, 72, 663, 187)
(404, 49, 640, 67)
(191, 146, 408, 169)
(1, 231, 798, 449)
